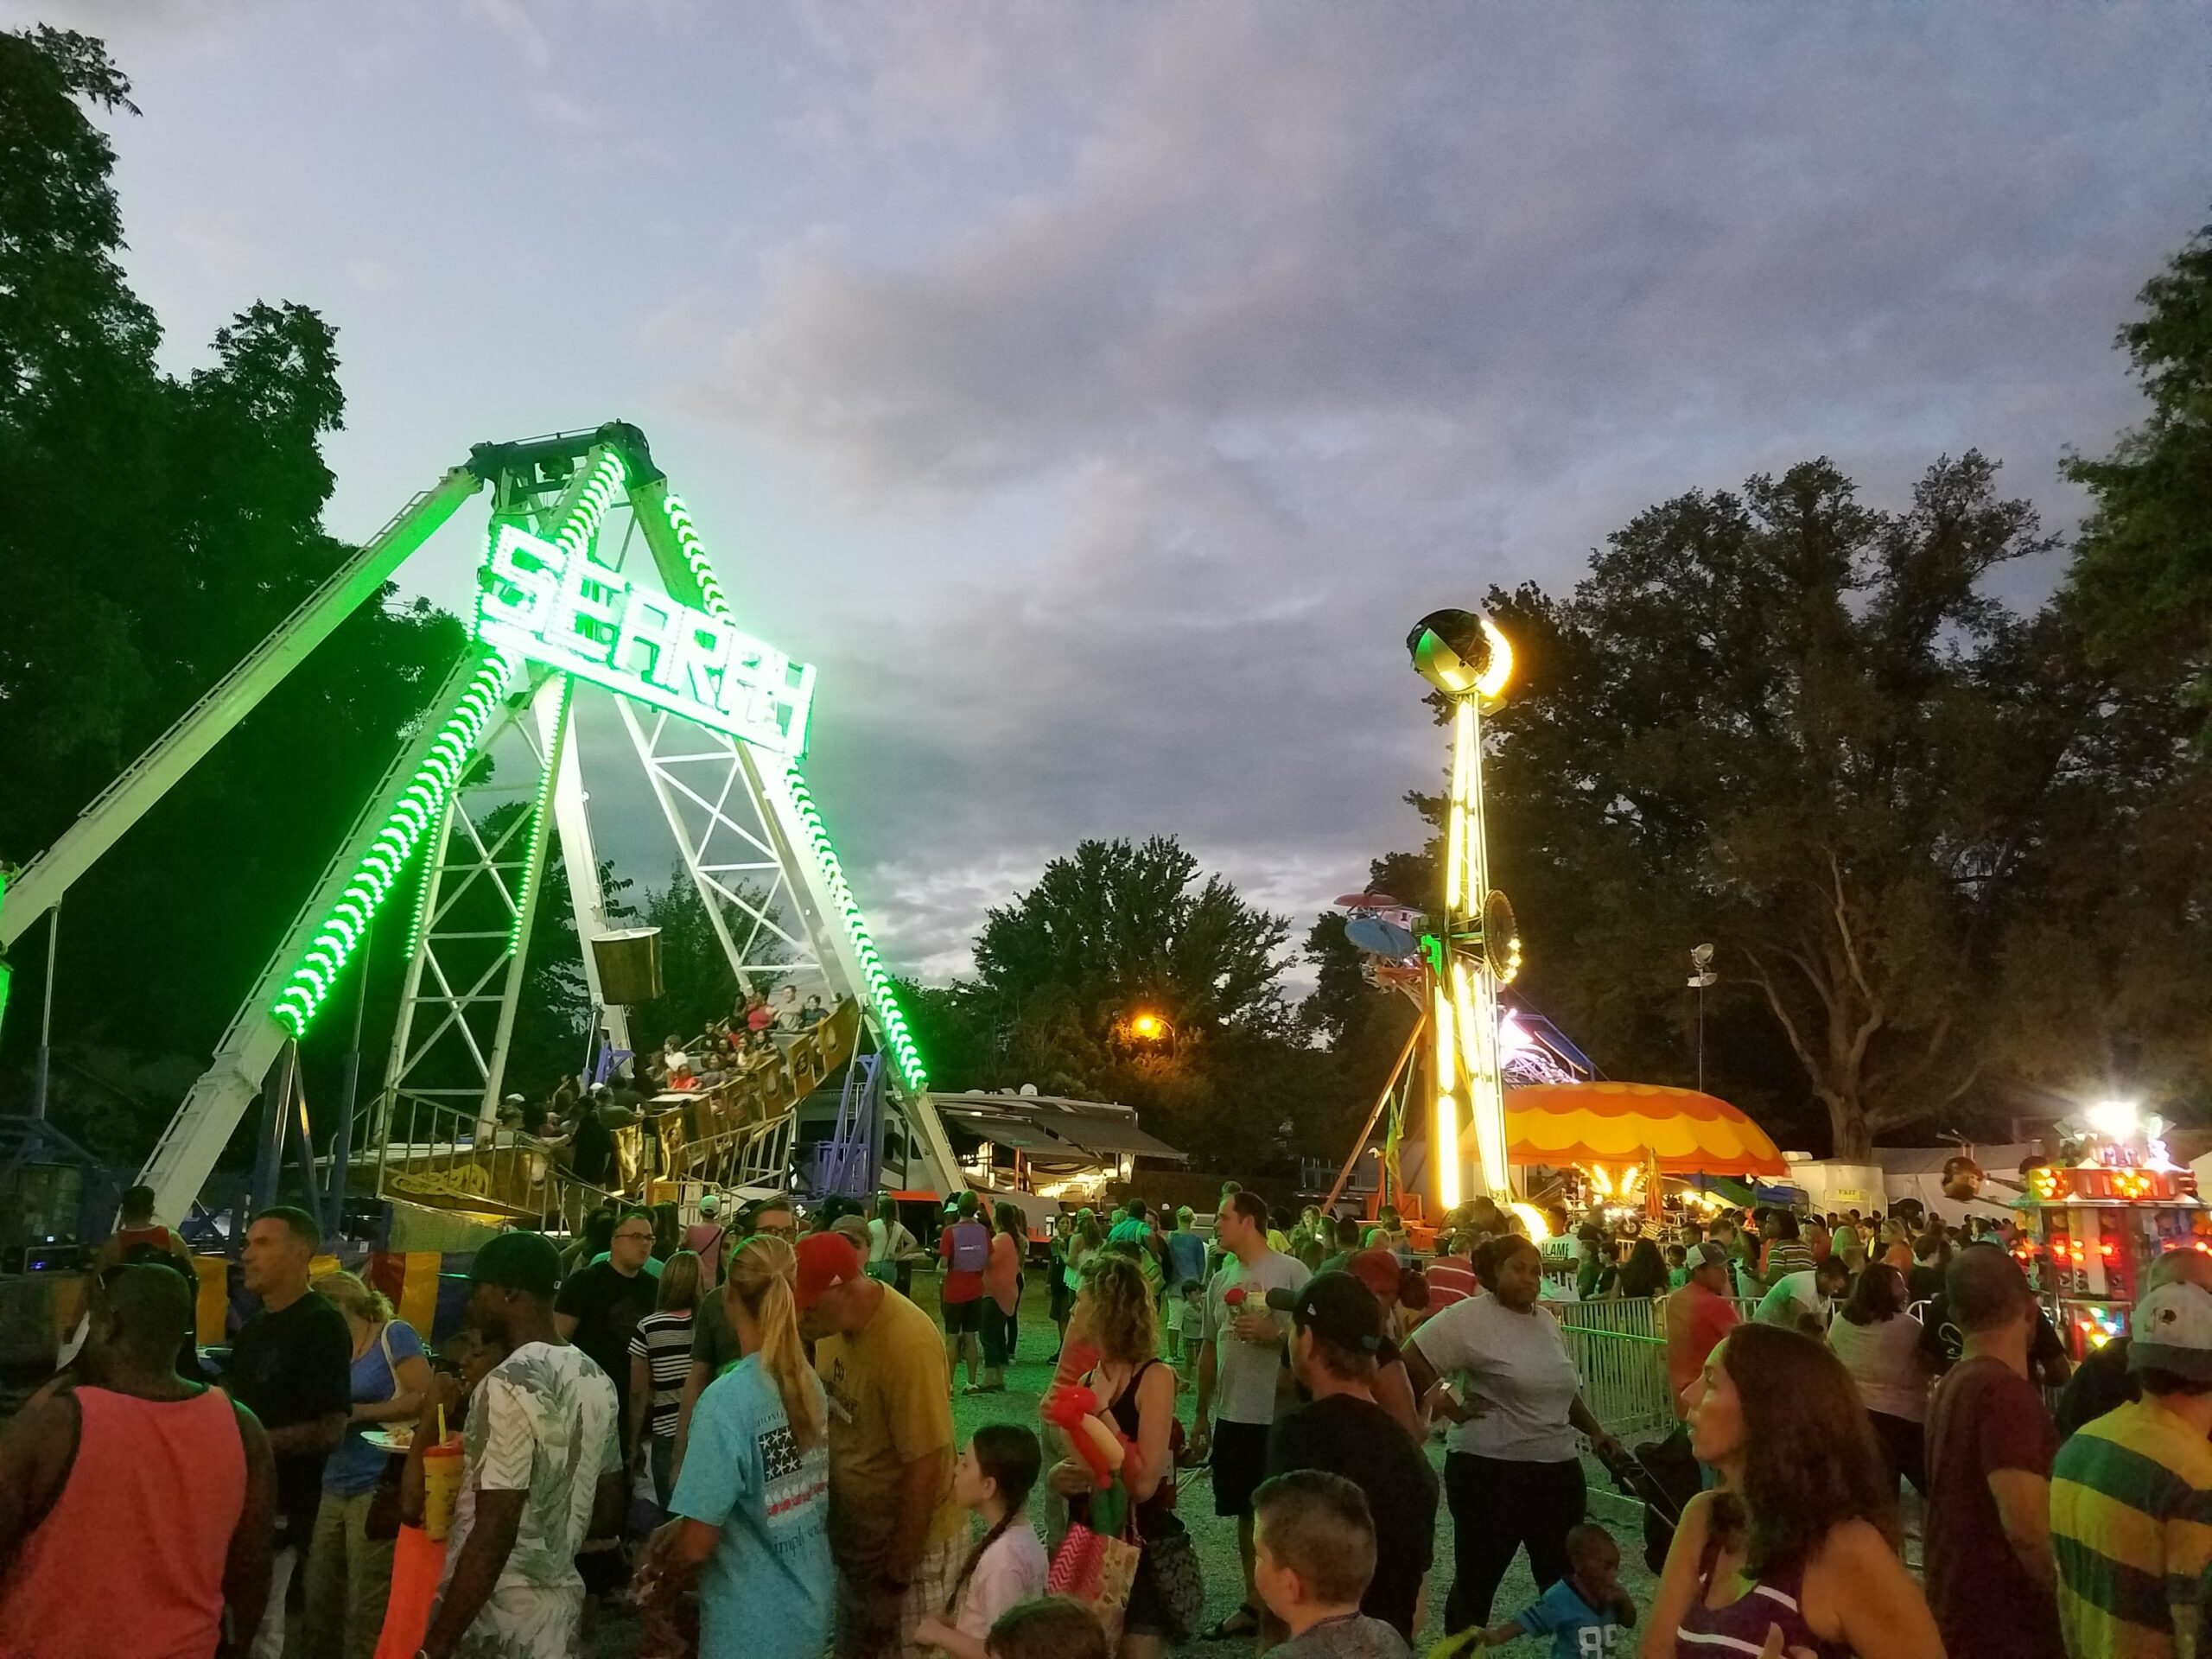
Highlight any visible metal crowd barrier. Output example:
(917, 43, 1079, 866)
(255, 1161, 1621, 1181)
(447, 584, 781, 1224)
(1549, 1294, 1766, 1443)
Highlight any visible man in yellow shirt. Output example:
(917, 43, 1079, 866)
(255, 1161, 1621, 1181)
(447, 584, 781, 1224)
(795, 1231, 964, 1659)
(2050, 1281, 2212, 1659)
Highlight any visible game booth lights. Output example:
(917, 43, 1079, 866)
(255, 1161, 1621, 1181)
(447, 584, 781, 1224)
(2014, 1100, 2210, 1356)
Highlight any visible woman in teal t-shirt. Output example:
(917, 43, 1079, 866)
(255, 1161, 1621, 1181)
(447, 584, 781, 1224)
(640, 1235, 833, 1659)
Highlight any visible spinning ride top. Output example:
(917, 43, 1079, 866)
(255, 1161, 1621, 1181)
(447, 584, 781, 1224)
(1407, 608, 1520, 1209)
(2014, 1100, 2210, 1357)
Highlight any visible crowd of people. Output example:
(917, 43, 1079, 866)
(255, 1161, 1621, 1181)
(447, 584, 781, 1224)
(11, 1179, 2212, 1659)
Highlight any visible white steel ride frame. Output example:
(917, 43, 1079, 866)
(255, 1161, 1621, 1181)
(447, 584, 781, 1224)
(10, 423, 957, 1221)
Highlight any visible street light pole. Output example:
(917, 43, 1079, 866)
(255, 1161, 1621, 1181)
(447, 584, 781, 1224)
(1688, 944, 1717, 1096)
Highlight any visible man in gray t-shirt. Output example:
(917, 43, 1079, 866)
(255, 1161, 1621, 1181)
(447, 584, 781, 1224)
(1194, 1190, 1311, 1637)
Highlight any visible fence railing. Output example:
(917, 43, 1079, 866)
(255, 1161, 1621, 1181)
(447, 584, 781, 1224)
(1550, 1294, 1766, 1444)
(372, 1090, 613, 1232)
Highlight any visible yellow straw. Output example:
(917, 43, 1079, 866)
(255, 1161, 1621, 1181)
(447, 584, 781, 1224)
(437, 1403, 447, 1446)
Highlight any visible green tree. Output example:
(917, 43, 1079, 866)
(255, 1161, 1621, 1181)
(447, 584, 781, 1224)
(0, 27, 469, 1165)
(936, 836, 1308, 1168)
(1466, 455, 2123, 1159)
(2066, 216, 2212, 735)
(628, 870, 751, 1050)
(972, 836, 1291, 1036)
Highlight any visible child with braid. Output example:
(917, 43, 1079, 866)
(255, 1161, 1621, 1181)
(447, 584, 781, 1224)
(916, 1424, 1048, 1659)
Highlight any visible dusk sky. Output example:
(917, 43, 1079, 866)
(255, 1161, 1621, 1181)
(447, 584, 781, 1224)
(25, 0, 2212, 984)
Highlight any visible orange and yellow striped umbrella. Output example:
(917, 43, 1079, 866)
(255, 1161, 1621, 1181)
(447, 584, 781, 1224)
(1504, 1082, 1788, 1178)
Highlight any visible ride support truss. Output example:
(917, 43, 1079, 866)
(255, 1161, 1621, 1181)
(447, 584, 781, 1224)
(9, 422, 960, 1222)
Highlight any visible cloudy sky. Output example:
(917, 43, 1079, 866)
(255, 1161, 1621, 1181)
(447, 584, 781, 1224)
(27, 0, 2212, 982)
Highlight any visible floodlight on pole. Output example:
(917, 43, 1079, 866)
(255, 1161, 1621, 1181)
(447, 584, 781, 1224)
(1408, 607, 1519, 1210)
(1687, 943, 1719, 1095)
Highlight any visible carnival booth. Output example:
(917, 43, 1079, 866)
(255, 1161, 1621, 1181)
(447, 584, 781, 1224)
(2014, 1103, 2209, 1357)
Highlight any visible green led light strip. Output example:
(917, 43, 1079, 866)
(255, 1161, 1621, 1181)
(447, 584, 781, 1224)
(507, 676, 573, 954)
(771, 767, 927, 1092)
(656, 492, 734, 623)
(553, 448, 627, 566)
(270, 648, 518, 1038)
(0, 868, 11, 1039)
(653, 491, 928, 1090)
(397, 791, 442, 977)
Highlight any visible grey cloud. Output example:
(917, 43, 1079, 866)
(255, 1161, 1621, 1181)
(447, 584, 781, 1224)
(657, 3, 2212, 987)
(707, 3, 2206, 519)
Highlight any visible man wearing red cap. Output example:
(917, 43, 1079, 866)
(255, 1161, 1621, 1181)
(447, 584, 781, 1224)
(791, 1230, 963, 1658)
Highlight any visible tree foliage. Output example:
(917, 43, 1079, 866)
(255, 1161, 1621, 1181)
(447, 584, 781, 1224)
(971, 836, 1291, 1033)
(909, 837, 1326, 1170)
(0, 28, 467, 1160)
(1326, 454, 2211, 1160)
(2066, 217, 2212, 737)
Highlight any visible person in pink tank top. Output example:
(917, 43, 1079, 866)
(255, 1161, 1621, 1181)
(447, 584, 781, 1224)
(0, 1262, 276, 1659)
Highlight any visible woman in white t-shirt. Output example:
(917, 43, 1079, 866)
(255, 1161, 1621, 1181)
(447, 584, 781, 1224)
(1824, 1261, 1931, 1494)
(1404, 1232, 1625, 1634)
(916, 1424, 1048, 1659)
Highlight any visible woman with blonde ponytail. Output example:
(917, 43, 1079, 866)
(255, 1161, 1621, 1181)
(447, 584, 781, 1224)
(639, 1234, 833, 1659)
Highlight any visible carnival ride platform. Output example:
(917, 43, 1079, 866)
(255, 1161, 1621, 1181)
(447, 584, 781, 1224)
(370, 1000, 861, 1223)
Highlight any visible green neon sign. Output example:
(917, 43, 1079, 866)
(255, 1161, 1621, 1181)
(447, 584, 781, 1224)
(474, 521, 815, 761)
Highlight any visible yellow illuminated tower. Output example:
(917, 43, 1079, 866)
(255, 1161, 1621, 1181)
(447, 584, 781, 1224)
(1408, 610, 1522, 1209)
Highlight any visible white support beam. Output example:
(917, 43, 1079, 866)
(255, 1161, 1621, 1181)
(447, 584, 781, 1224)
(4, 468, 483, 950)
(137, 643, 506, 1223)
(376, 689, 543, 1154)
(548, 696, 631, 1056)
(747, 757, 966, 1192)
(616, 699, 771, 995)
(476, 675, 572, 1127)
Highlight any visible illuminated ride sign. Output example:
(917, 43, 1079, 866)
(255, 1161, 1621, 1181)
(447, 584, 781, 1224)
(2024, 1163, 2199, 1205)
(474, 523, 816, 760)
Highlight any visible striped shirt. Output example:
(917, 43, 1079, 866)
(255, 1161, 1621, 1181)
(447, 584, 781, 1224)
(1423, 1257, 1479, 1313)
(1762, 1241, 1815, 1283)
(2050, 1395, 2212, 1659)
(627, 1308, 695, 1440)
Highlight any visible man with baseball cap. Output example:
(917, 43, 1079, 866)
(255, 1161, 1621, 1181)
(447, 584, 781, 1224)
(1262, 1271, 1439, 1642)
(1663, 1241, 1739, 1419)
(1326, 1247, 1427, 1439)
(2050, 1280, 2212, 1659)
(683, 1191, 728, 1292)
(416, 1230, 625, 1659)
(2056, 1245, 2212, 1434)
(791, 1231, 963, 1658)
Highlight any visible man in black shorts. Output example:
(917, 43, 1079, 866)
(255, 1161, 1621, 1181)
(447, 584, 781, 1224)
(1192, 1191, 1311, 1642)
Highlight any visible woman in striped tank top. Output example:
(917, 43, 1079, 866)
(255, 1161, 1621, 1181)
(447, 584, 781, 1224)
(1643, 1323, 1943, 1659)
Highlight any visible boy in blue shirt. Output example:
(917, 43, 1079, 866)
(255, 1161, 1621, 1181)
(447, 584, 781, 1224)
(1452, 1524, 1635, 1657)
